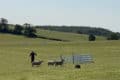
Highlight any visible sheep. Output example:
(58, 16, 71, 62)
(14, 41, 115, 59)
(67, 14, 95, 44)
(48, 60, 56, 66)
(54, 59, 64, 66)
(32, 60, 43, 67)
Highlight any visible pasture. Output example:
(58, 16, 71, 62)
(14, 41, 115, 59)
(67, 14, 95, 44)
(0, 31, 120, 80)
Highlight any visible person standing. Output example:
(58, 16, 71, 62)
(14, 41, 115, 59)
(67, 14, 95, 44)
(29, 51, 37, 63)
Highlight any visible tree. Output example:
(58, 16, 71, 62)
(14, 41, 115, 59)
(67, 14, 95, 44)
(0, 18, 9, 33)
(24, 23, 31, 28)
(13, 24, 23, 34)
(23, 23, 37, 37)
(89, 34, 96, 41)
(107, 33, 119, 40)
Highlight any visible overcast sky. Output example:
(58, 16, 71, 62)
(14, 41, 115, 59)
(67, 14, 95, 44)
(0, 0, 120, 32)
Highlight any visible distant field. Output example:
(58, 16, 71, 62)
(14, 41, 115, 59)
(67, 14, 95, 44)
(36, 29, 106, 41)
(0, 31, 120, 80)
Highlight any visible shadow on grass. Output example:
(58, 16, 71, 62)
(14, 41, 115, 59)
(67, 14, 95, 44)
(37, 36, 69, 42)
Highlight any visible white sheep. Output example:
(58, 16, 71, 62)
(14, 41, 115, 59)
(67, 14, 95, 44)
(32, 60, 43, 67)
(48, 60, 56, 66)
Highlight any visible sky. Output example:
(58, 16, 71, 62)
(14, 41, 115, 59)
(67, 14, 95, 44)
(0, 0, 120, 32)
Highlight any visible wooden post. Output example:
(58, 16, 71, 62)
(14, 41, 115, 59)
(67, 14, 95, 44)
(72, 53, 74, 64)
(60, 54, 63, 60)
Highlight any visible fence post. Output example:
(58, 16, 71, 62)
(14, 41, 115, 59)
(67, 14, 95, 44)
(72, 53, 74, 64)
(60, 54, 63, 60)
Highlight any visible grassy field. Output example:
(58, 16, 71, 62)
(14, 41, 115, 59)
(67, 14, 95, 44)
(36, 29, 106, 41)
(0, 31, 120, 80)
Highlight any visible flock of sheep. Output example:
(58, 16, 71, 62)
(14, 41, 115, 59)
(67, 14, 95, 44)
(31, 58, 81, 69)
(32, 58, 64, 67)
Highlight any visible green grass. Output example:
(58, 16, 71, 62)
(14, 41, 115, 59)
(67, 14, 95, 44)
(0, 31, 120, 80)
(37, 29, 106, 41)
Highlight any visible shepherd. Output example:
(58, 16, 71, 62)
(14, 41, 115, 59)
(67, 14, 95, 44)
(29, 51, 37, 63)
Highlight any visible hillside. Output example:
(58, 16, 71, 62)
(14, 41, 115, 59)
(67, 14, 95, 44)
(36, 26, 120, 38)
(1, 23, 118, 40)
(0, 28, 106, 42)
(36, 29, 106, 42)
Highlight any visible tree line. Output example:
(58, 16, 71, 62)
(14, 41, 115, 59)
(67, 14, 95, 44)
(0, 18, 119, 40)
(0, 18, 37, 38)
